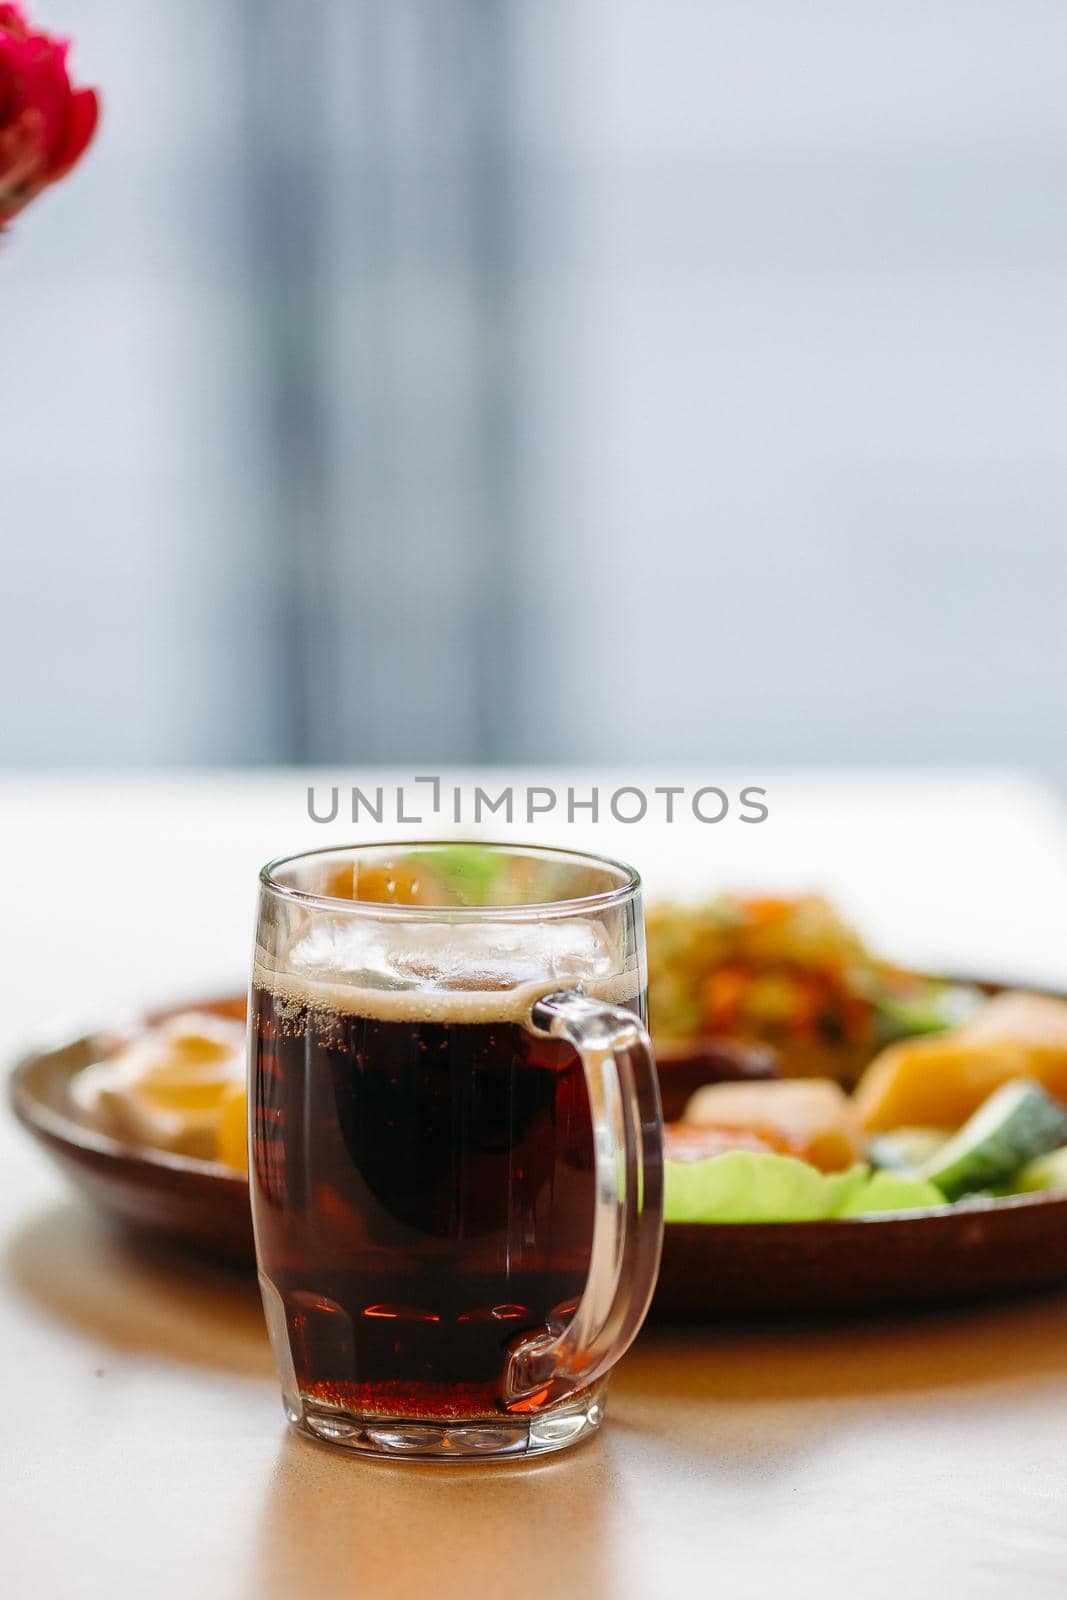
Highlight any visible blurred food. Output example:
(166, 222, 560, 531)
(70, 1011, 245, 1162)
(216, 1079, 249, 1173)
(867, 1127, 949, 1173)
(681, 1078, 863, 1173)
(325, 856, 448, 905)
(853, 991, 1067, 1131)
(664, 1122, 799, 1162)
(1016, 1144, 1067, 1195)
(833, 1170, 946, 1219)
(663, 1149, 942, 1224)
(652, 1035, 779, 1122)
(664, 991, 1067, 1218)
(918, 1079, 1067, 1201)
(58, 952, 1067, 1227)
(646, 893, 978, 1085)
(321, 845, 560, 908)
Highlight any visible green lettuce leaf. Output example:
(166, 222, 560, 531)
(833, 1169, 945, 1217)
(664, 1151, 945, 1224)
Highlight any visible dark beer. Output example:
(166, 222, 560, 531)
(250, 968, 642, 1421)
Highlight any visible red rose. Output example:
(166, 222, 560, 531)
(0, 2, 98, 227)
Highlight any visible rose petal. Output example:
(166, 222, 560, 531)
(0, 6, 29, 43)
(0, 103, 47, 192)
(53, 84, 97, 174)
(0, 4, 98, 222)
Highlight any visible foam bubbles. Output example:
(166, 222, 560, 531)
(256, 915, 639, 1023)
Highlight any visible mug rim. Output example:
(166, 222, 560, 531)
(259, 839, 642, 921)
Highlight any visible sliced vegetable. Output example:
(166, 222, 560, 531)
(869, 1127, 949, 1174)
(854, 1034, 1031, 1133)
(921, 1079, 1067, 1201)
(1013, 1144, 1067, 1195)
(663, 1151, 944, 1224)
(854, 990, 1067, 1133)
(834, 1170, 945, 1217)
(664, 1152, 867, 1223)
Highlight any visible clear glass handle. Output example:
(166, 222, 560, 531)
(504, 990, 664, 1409)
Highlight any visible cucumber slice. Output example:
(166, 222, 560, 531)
(921, 1080, 1067, 1201)
(1015, 1144, 1067, 1195)
(869, 1127, 949, 1174)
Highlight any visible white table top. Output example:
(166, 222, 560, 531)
(4, 767, 1067, 1598)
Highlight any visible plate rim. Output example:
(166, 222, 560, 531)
(8, 1002, 249, 1189)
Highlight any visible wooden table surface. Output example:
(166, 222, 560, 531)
(4, 768, 1067, 1599)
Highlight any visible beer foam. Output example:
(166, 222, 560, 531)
(254, 915, 642, 1023)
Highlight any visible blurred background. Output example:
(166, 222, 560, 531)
(5, 0, 1067, 772)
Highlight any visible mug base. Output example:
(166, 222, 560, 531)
(288, 1381, 608, 1462)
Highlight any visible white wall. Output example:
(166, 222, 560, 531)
(510, 0, 1067, 769)
(2, 1, 284, 764)
(3, 2, 1066, 770)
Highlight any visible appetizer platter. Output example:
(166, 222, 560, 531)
(13, 894, 1067, 1314)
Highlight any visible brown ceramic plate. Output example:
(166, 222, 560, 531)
(10, 996, 255, 1266)
(13, 988, 1067, 1314)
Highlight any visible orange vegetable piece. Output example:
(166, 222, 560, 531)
(854, 992, 1067, 1133)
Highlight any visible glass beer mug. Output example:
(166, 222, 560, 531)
(250, 841, 664, 1461)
